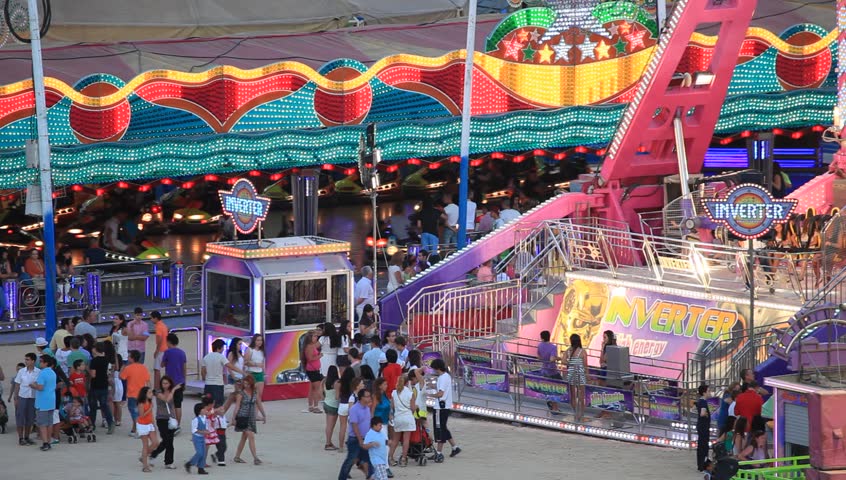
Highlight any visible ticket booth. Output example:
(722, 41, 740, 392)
(202, 236, 354, 400)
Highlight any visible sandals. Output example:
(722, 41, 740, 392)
(142, 467, 152, 473)
(325, 444, 339, 451)
(400, 457, 408, 467)
(391, 459, 399, 467)
(254, 458, 263, 465)
(233, 457, 246, 464)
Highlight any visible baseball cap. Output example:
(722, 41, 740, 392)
(35, 337, 48, 347)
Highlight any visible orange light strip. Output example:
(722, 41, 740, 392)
(206, 241, 351, 259)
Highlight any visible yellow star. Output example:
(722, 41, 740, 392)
(517, 30, 529, 42)
(537, 44, 555, 63)
(594, 39, 611, 60)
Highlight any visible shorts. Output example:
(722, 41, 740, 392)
(173, 386, 184, 408)
(371, 464, 389, 480)
(154, 352, 164, 370)
(305, 370, 323, 383)
(136, 422, 156, 437)
(433, 408, 452, 443)
(53, 410, 60, 425)
(393, 413, 415, 432)
(250, 371, 265, 383)
(36, 409, 54, 427)
(323, 403, 338, 416)
(338, 403, 350, 417)
(15, 397, 36, 427)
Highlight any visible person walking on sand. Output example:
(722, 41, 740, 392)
(30, 355, 57, 452)
(186, 402, 211, 475)
(429, 358, 461, 462)
(228, 375, 266, 465)
(150, 376, 181, 469)
(136, 386, 160, 472)
(151, 311, 168, 387)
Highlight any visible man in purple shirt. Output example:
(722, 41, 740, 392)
(338, 389, 374, 480)
(160, 333, 187, 426)
(537, 330, 562, 379)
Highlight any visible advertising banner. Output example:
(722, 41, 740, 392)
(585, 385, 634, 412)
(265, 330, 309, 384)
(538, 279, 796, 376)
(465, 365, 509, 393)
(524, 373, 570, 403)
(421, 351, 442, 375)
(649, 395, 682, 421)
(457, 346, 492, 367)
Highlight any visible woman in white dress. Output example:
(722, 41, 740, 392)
(386, 252, 404, 293)
(389, 374, 417, 467)
(318, 323, 340, 377)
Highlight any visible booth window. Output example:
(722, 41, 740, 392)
(206, 273, 251, 329)
(285, 278, 328, 327)
(264, 279, 282, 331)
(331, 274, 348, 322)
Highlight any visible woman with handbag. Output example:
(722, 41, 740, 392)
(389, 374, 417, 467)
(150, 376, 181, 469)
(231, 375, 266, 465)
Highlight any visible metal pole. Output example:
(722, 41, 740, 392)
(372, 189, 378, 315)
(28, 0, 59, 339)
(456, 0, 477, 250)
(747, 240, 755, 362)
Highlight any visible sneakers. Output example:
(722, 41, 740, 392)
(450, 447, 462, 458)
(165, 464, 177, 470)
(51, 439, 60, 445)
(209, 453, 217, 464)
(39, 443, 51, 451)
(184, 462, 192, 473)
(19, 438, 26, 446)
(107, 424, 115, 435)
(174, 427, 182, 436)
(24, 438, 36, 445)
(197, 468, 209, 475)
(387, 468, 394, 478)
(217, 460, 226, 467)
(433, 453, 444, 463)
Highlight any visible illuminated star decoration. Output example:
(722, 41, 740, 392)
(614, 37, 628, 54)
(517, 29, 530, 42)
(503, 37, 525, 60)
(594, 38, 612, 60)
(606, 23, 620, 37)
(552, 37, 574, 63)
(576, 33, 598, 61)
(522, 45, 536, 62)
(537, 44, 555, 63)
(625, 28, 648, 49)
(539, 0, 605, 43)
(529, 29, 542, 43)
(617, 22, 632, 35)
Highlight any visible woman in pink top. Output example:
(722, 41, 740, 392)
(127, 309, 150, 363)
(476, 259, 494, 283)
(301, 333, 324, 413)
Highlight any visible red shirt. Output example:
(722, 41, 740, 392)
(69, 372, 87, 397)
(734, 390, 763, 430)
(383, 363, 403, 398)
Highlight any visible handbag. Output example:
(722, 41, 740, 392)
(165, 402, 178, 430)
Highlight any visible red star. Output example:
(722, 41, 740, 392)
(625, 29, 647, 49)
(502, 37, 525, 60)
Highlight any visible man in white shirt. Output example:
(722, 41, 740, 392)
(499, 199, 521, 224)
(201, 339, 228, 407)
(464, 194, 477, 234)
(441, 193, 459, 246)
(12, 353, 40, 445)
(354, 266, 375, 319)
(429, 358, 460, 461)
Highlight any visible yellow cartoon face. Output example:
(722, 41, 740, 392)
(552, 280, 608, 347)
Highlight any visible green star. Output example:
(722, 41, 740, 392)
(522, 45, 536, 62)
(614, 38, 628, 55)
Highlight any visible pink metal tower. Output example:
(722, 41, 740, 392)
(599, 0, 757, 185)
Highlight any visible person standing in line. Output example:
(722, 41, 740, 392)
(537, 330, 561, 380)
(696, 384, 711, 472)
(151, 311, 168, 387)
(226, 337, 248, 385)
(566, 333, 589, 422)
(88, 342, 115, 434)
(244, 334, 266, 403)
(110, 314, 130, 363)
(362, 417, 390, 480)
(34, 337, 53, 358)
(120, 350, 151, 437)
(319, 323, 341, 377)
(598, 330, 616, 386)
(323, 365, 341, 451)
(29, 355, 57, 451)
(389, 374, 417, 467)
(74, 308, 98, 339)
(201, 339, 227, 407)
(354, 267, 375, 320)
(302, 332, 324, 414)
(160, 333, 187, 426)
(150, 376, 180, 469)
(12, 353, 40, 445)
(337, 389, 374, 480)
(127, 308, 150, 364)
(429, 358, 460, 462)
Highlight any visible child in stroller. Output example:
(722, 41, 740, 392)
(61, 396, 96, 443)
(406, 417, 435, 466)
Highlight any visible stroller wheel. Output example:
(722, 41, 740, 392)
(420, 457, 427, 466)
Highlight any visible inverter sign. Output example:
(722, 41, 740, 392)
(703, 184, 797, 239)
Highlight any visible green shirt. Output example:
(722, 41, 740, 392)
(66, 350, 89, 370)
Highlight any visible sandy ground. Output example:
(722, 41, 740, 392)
(0, 341, 699, 480)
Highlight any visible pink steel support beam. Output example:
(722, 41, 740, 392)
(600, 0, 757, 183)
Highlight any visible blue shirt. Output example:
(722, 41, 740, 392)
(34, 368, 57, 411)
(347, 402, 372, 439)
(362, 348, 384, 377)
(374, 393, 391, 424)
(364, 428, 388, 465)
(162, 347, 187, 385)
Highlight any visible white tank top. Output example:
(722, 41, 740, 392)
(246, 348, 265, 373)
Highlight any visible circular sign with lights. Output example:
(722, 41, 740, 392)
(218, 179, 271, 234)
(703, 184, 797, 239)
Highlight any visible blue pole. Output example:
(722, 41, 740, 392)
(457, 0, 478, 249)
(28, 0, 58, 340)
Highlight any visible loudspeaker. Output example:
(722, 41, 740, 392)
(605, 346, 630, 388)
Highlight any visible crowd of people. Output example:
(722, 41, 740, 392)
(298, 320, 459, 480)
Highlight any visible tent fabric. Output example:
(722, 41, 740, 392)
(44, 0, 466, 43)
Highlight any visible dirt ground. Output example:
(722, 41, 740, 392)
(0, 340, 700, 480)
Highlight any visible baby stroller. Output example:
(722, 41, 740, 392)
(406, 418, 434, 466)
(59, 394, 96, 443)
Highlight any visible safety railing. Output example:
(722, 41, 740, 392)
(732, 456, 810, 480)
(0, 261, 204, 331)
